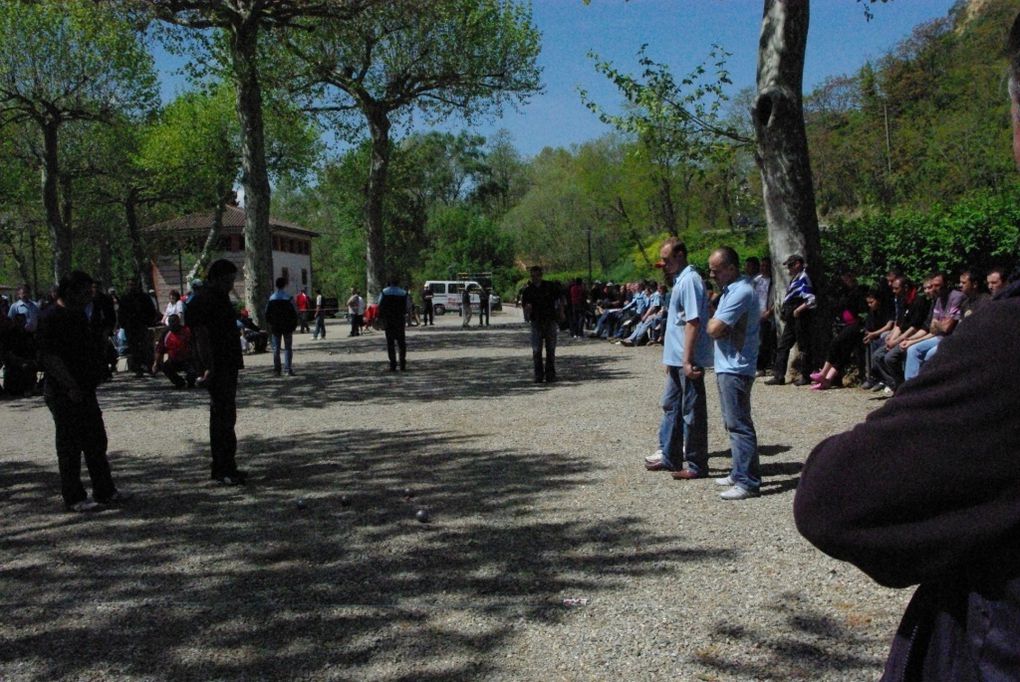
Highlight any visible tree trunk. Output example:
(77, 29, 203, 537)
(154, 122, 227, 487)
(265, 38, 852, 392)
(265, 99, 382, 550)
(124, 190, 154, 291)
(186, 195, 228, 284)
(41, 121, 70, 284)
(230, 19, 273, 326)
(98, 235, 112, 287)
(0, 216, 34, 286)
(364, 108, 391, 299)
(753, 0, 823, 327)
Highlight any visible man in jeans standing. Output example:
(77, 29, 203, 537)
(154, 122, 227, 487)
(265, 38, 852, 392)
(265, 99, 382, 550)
(265, 277, 298, 376)
(707, 247, 761, 500)
(520, 265, 563, 383)
(644, 238, 713, 479)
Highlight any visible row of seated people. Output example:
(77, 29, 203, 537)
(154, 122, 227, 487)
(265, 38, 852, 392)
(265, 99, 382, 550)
(586, 281, 669, 346)
(807, 266, 1010, 394)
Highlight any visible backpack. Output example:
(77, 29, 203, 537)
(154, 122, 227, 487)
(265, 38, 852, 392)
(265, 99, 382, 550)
(265, 298, 298, 335)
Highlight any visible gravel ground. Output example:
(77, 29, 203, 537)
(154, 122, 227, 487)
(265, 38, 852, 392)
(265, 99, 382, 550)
(1, 309, 909, 681)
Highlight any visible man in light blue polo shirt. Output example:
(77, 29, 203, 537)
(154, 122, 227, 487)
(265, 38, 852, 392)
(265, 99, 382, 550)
(645, 239, 713, 479)
(707, 246, 761, 500)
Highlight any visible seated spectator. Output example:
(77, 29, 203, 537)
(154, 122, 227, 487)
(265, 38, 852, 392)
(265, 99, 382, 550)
(0, 312, 39, 396)
(958, 268, 989, 320)
(872, 276, 932, 395)
(237, 309, 268, 353)
(901, 271, 964, 382)
(620, 282, 664, 346)
(808, 269, 867, 390)
(162, 289, 186, 325)
(859, 288, 896, 390)
(153, 314, 197, 389)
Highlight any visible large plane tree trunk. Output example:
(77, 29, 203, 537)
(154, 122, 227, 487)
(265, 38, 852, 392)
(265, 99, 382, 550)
(364, 107, 391, 300)
(41, 120, 71, 284)
(753, 0, 824, 331)
(230, 18, 273, 326)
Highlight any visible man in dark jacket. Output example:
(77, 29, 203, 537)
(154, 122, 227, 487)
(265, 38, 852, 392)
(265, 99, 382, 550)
(520, 265, 563, 383)
(377, 280, 408, 371)
(795, 21, 1020, 679)
(118, 279, 157, 378)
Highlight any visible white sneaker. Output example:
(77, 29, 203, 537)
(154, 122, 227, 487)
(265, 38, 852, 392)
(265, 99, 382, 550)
(644, 449, 664, 465)
(714, 475, 734, 487)
(720, 485, 759, 501)
(882, 386, 894, 397)
(69, 498, 101, 513)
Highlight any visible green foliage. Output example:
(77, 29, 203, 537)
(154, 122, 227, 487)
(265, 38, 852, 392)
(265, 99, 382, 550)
(822, 185, 1020, 284)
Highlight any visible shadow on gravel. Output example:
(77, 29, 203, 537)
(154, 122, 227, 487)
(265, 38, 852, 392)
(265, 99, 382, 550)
(92, 353, 630, 413)
(2, 427, 735, 680)
(695, 591, 888, 679)
(759, 461, 803, 496)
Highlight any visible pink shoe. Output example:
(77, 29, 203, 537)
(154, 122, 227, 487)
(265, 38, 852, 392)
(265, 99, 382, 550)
(810, 378, 831, 391)
(809, 371, 824, 382)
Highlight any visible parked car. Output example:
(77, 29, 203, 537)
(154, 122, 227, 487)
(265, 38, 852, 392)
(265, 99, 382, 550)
(423, 280, 499, 315)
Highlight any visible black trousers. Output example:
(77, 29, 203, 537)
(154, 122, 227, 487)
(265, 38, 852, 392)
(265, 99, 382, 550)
(207, 367, 239, 479)
(46, 391, 116, 506)
(298, 311, 310, 333)
(162, 358, 197, 388)
(478, 305, 489, 326)
(773, 310, 815, 377)
(125, 326, 151, 375)
(757, 318, 776, 372)
(385, 326, 407, 369)
(422, 303, 433, 325)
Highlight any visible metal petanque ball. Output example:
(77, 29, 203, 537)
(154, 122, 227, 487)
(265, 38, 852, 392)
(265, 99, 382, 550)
(296, 498, 306, 510)
(415, 508, 430, 523)
(340, 495, 351, 507)
(403, 487, 414, 499)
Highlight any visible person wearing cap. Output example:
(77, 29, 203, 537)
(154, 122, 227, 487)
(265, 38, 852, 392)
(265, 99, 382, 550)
(187, 259, 247, 485)
(644, 238, 713, 478)
(764, 254, 817, 386)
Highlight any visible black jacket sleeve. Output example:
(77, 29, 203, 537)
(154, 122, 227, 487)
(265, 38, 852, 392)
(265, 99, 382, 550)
(794, 297, 1020, 588)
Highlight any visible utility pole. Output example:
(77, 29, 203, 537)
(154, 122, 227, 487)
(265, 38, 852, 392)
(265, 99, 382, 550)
(586, 225, 593, 289)
(883, 101, 893, 176)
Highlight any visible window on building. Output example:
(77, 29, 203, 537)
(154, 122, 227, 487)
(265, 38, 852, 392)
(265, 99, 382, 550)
(281, 266, 290, 284)
(301, 269, 308, 285)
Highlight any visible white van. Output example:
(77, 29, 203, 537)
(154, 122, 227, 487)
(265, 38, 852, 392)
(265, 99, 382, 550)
(424, 280, 496, 315)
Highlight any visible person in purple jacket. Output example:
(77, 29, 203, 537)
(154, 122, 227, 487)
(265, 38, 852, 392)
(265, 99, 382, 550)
(795, 17, 1020, 679)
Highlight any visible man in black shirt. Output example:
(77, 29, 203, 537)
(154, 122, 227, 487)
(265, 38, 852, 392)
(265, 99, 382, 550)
(421, 284, 434, 326)
(118, 278, 157, 378)
(188, 259, 246, 485)
(377, 280, 408, 371)
(37, 271, 128, 512)
(520, 265, 563, 383)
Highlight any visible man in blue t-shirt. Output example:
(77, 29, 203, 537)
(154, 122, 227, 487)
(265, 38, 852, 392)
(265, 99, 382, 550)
(645, 239, 713, 479)
(707, 247, 761, 500)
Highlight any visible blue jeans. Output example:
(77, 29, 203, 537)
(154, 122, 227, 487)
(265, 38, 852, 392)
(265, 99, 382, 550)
(658, 366, 707, 473)
(904, 336, 941, 381)
(271, 332, 293, 372)
(626, 317, 655, 344)
(716, 373, 760, 491)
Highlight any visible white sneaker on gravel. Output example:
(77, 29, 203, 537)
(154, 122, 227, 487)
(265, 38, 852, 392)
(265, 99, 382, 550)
(714, 475, 734, 487)
(720, 485, 759, 501)
(68, 498, 101, 513)
(644, 449, 664, 465)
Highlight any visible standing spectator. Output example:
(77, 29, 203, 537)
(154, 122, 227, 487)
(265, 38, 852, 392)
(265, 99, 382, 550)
(188, 259, 246, 486)
(295, 287, 311, 333)
(118, 279, 157, 378)
(1, 313, 38, 396)
(644, 239, 713, 478)
(345, 287, 364, 337)
(568, 277, 586, 338)
(751, 256, 775, 376)
(152, 314, 197, 389)
(461, 286, 473, 327)
(8, 285, 40, 333)
(86, 280, 118, 379)
(421, 283, 434, 326)
(478, 285, 491, 327)
(161, 289, 186, 325)
(313, 288, 327, 340)
(265, 277, 298, 377)
(37, 271, 129, 512)
(378, 280, 408, 371)
(707, 247, 761, 500)
(520, 265, 563, 383)
(764, 254, 816, 386)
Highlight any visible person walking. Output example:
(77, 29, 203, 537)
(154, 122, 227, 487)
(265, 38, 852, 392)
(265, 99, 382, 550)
(346, 287, 364, 337)
(37, 270, 129, 512)
(520, 265, 564, 383)
(478, 286, 490, 327)
(295, 287, 311, 333)
(421, 283, 434, 326)
(265, 277, 298, 376)
(378, 280, 408, 371)
(707, 247, 762, 500)
(188, 259, 247, 485)
(644, 239, 713, 478)
(461, 286, 473, 327)
(313, 288, 327, 340)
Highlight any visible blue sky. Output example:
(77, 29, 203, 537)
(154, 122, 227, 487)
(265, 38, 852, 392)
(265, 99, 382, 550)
(154, 0, 960, 158)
